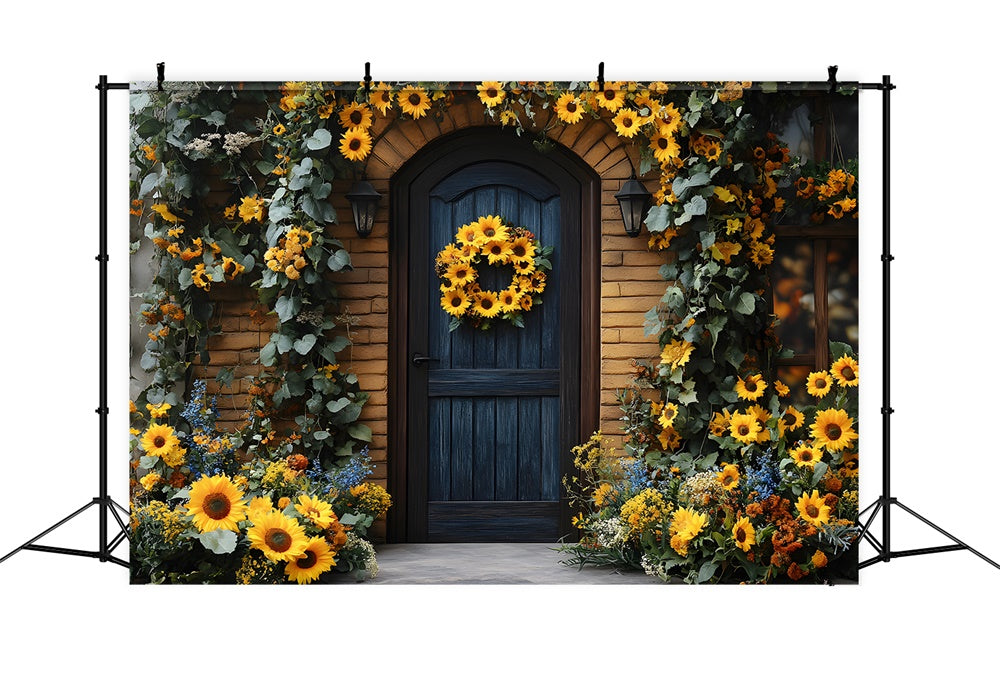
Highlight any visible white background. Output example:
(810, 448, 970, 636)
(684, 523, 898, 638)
(1, 1, 996, 679)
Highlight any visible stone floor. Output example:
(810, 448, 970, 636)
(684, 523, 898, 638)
(359, 543, 660, 585)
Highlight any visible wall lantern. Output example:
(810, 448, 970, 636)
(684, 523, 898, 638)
(614, 176, 652, 238)
(346, 178, 382, 238)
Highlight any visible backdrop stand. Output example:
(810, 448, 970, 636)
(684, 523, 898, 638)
(856, 75, 1000, 572)
(0, 75, 130, 570)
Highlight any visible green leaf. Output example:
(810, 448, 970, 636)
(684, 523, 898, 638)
(339, 513, 364, 526)
(696, 562, 718, 584)
(735, 292, 756, 315)
(327, 397, 351, 413)
(274, 334, 294, 354)
(327, 336, 351, 353)
(645, 204, 672, 233)
(706, 317, 726, 354)
(139, 455, 159, 469)
(216, 367, 235, 387)
(332, 402, 363, 425)
(313, 430, 330, 441)
(177, 268, 193, 290)
(202, 110, 227, 127)
(678, 387, 698, 405)
(198, 529, 237, 555)
(275, 295, 301, 323)
(685, 195, 707, 217)
(829, 340, 856, 361)
(301, 195, 335, 223)
(348, 423, 373, 442)
(327, 249, 351, 271)
(305, 128, 332, 150)
(259, 341, 277, 366)
(293, 334, 317, 355)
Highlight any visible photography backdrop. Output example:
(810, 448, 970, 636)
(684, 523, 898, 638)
(129, 80, 859, 584)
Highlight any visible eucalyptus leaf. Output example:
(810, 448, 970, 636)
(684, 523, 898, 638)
(347, 423, 373, 442)
(139, 455, 159, 470)
(198, 529, 237, 555)
(735, 292, 756, 315)
(327, 249, 351, 271)
(293, 333, 317, 355)
(305, 128, 332, 150)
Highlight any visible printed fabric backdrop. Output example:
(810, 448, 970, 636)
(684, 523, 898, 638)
(129, 79, 859, 584)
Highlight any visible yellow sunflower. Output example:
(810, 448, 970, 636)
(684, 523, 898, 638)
(830, 354, 859, 387)
(708, 409, 731, 437)
(612, 108, 643, 138)
(238, 195, 264, 223)
(732, 516, 756, 552)
(339, 127, 372, 162)
(339, 102, 373, 130)
(371, 82, 394, 115)
(660, 338, 695, 371)
(657, 402, 679, 429)
(810, 408, 858, 452)
(709, 240, 742, 264)
(185, 474, 248, 533)
(247, 496, 274, 522)
(749, 241, 775, 267)
(483, 239, 513, 264)
(779, 405, 805, 434)
(513, 259, 536, 276)
(141, 424, 181, 459)
(508, 236, 536, 264)
(436, 243, 467, 265)
(649, 128, 680, 163)
(796, 490, 832, 527)
(593, 82, 626, 112)
(247, 510, 308, 562)
(474, 215, 508, 242)
(473, 291, 502, 318)
(729, 412, 761, 445)
(497, 287, 521, 313)
(747, 404, 772, 444)
(669, 506, 708, 556)
(774, 380, 790, 397)
(716, 464, 740, 490)
(441, 289, 471, 317)
(445, 261, 476, 287)
(657, 426, 682, 451)
(657, 102, 682, 134)
(806, 370, 833, 398)
(735, 373, 766, 402)
(554, 93, 584, 124)
(477, 81, 506, 108)
(284, 537, 337, 584)
(398, 86, 432, 119)
(294, 494, 337, 529)
(790, 443, 822, 469)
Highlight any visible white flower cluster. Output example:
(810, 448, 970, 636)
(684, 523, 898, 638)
(183, 133, 220, 157)
(592, 517, 629, 550)
(345, 533, 379, 579)
(222, 132, 259, 156)
(641, 554, 667, 579)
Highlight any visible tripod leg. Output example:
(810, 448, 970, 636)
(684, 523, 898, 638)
(893, 500, 1000, 571)
(0, 500, 98, 564)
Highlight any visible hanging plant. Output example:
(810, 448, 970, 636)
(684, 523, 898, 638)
(435, 215, 553, 331)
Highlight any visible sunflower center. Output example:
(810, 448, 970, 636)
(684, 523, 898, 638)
(350, 110, 363, 125)
(736, 527, 746, 543)
(153, 436, 166, 448)
(490, 245, 501, 254)
(816, 378, 827, 388)
(456, 268, 467, 278)
(622, 117, 633, 127)
(513, 245, 526, 257)
(783, 413, 796, 426)
(409, 93, 421, 106)
(349, 138, 361, 151)
(265, 528, 292, 553)
(745, 380, 757, 392)
(805, 504, 819, 518)
(451, 297, 462, 307)
(723, 475, 734, 486)
(738, 425, 750, 436)
(801, 451, 813, 462)
(566, 101, 577, 113)
(826, 424, 843, 440)
(203, 493, 232, 520)
(487, 88, 498, 98)
(842, 366, 856, 380)
(481, 298, 494, 310)
(657, 137, 669, 149)
(604, 89, 615, 100)
(295, 550, 318, 569)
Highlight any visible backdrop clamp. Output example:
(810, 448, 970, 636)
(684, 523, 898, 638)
(597, 62, 605, 91)
(157, 62, 165, 91)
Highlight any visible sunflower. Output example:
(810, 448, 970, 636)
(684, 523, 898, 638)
(473, 291, 502, 318)
(247, 510, 308, 562)
(141, 424, 181, 459)
(508, 236, 536, 264)
(612, 108, 643, 138)
(735, 373, 766, 402)
(709, 240, 741, 264)
(294, 494, 337, 529)
(477, 81, 506, 108)
(185, 474, 248, 533)
(708, 410, 731, 437)
(830, 354, 859, 387)
(238, 195, 264, 223)
(497, 287, 521, 313)
(747, 404, 772, 444)
(436, 243, 467, 265)
(732, 516, 756, 552)
(702, 139, 722, 162)
(445, 261, 476, 287)
(790, 443, 822, 469)
(247, 496, 274, 523)
(796, 490, 832, 527)
(474, 215, 508, 242)
(657, 426, 681, 451)
(657, 402, 679, 429)
(398, 86, 432, 119)
(513, 259, 536, 276)
(455, 222, 484, 247)
(729, 412, 761, 445)
(483, 240, 513, 264)
(810, 408, 858, 452)
(779, 405, 805, 433)
(272, 123, 286, 136)
(371, 82, 394, 115)
(554, 93, 584, 124)
(339, 102, 373, 130)
(284, 537, 337, 584)
(441, 289, 471, 317)
(593, 82, 626, 112)
(749, 241, 775, 267)
(339, 127, 372, 162)
(716, 464, 740, 490)
(774, 380, 790, 397)
(806, 370, 833, 398)
(660, 338, 695, 371)
(649, 128, 680, 163)
(657, 102, 682, 134)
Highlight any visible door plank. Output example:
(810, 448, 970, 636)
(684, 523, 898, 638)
(472, 398, 496, 499)
(428, 398, 451, 500)
(541, 396, 561, 500)
(427, 368, 560, 396)
(495, 397, 518, 502)
(517, 397, 541, 501)
(450, 398, 473, 500)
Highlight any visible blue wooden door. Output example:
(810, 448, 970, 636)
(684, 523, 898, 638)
(399, 137, 586, 542)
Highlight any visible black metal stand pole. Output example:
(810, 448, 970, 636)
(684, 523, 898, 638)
(0, 75, 130, 570)
(858, 75, 999, 572)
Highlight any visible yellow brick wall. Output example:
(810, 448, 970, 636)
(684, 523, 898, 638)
(195, 94, 664, 523)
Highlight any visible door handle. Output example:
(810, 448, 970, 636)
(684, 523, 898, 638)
(411, 353, 438, 367)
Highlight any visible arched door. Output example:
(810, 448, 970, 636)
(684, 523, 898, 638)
(389, 128, 599, 542)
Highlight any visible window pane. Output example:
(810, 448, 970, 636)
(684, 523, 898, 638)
(778, 365, 812, 405)
(827, 239, 859, 350)
(772, 240, 815, 355)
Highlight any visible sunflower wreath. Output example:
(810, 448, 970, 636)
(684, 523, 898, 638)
(435, 215, 553, 331)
